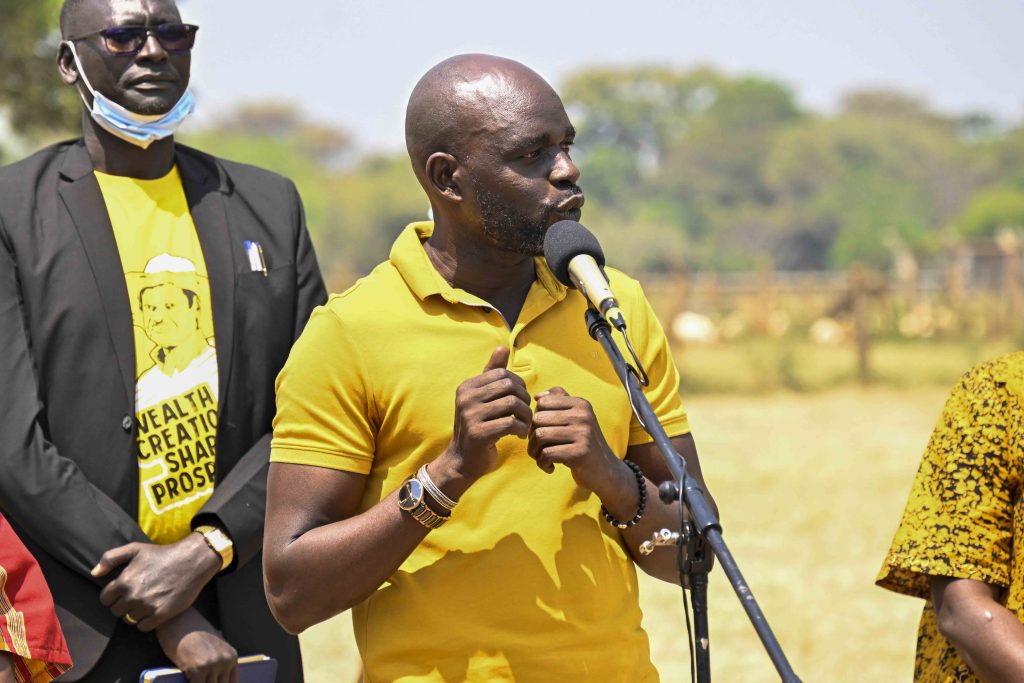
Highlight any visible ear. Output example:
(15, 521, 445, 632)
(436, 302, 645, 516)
(425, 152, 462, 203)
(57, 41, 80, 86)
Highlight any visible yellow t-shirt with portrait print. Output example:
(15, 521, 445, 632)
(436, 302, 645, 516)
(95, 166, 219, 545)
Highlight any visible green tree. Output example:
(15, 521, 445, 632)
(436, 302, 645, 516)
(763, 94, 976, 268)
(953, 187, 1024, 239)
(560, 66, 723, 221)
(0, 0, 78, 143)
(560, 65, 803, 271)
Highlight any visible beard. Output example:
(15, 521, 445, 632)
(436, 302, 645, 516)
(470, 178, 551, 256)
(128, 91, 184, 116)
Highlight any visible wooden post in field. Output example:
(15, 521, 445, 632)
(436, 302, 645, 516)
(944, 242, 968, 309)
(673, 268, 690, 322)
(756, 257, 778, 333)
(705, 273, 721, 316)
(850, 263, 871, 384)
(996, 229, 1022, 332)
(893, 244, 920, 310)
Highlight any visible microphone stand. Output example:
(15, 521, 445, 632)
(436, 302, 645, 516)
(585, 308, 800, 683)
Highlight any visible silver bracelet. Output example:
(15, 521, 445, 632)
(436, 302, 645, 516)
(417, 464, 458, 512)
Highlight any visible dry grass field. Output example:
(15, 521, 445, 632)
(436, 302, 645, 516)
(299, 385, 951, 682)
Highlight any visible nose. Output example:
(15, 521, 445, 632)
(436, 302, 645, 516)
(550, 149, 580, 186)
(137, 32, 168, 62)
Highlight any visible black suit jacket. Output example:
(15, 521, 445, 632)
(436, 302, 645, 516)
(0, 140, 326, 679)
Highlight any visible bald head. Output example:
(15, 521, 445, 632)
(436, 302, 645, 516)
(405, 54, 562, 181)
(403, 54, 582, 256)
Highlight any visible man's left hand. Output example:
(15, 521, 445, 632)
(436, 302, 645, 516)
(92, 532, 222, 631)
(528, 387, 629, 501)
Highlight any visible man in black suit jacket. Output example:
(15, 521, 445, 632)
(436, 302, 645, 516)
(0, 0, 325, 680)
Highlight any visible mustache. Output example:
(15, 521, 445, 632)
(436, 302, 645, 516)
(561, 184, 583, 199)
(546, 184, 584, 211)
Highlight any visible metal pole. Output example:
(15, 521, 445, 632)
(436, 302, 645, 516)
(586, 308, 801, 683)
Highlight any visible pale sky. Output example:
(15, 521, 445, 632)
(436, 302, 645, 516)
(181, 0, 1024, 152)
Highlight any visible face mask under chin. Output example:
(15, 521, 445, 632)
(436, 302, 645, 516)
(64, 41, 195, 149)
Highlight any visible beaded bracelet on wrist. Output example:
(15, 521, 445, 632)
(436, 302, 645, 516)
(601, 459, 647, 529)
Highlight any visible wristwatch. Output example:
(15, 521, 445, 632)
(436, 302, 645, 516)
(398, 477, 449, 529)
(194, 524, 234, 571)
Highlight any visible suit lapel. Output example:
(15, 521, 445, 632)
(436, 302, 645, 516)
(176, 147, 235, 416)
(57, 142, 136, 403)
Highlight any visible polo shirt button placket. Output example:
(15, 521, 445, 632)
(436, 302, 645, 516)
(121, 415, 133, 432)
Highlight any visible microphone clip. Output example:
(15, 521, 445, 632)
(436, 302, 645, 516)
(584, 306, 650, 388)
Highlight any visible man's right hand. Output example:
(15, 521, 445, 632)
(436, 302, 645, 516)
(435, 347, 532, 484)
(93, 533, 221, 631)
(156, 608, 238, 683)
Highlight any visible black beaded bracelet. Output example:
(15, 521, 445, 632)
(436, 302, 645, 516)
(601, 459, 648, 529)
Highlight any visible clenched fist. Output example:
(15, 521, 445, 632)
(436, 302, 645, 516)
(439, 346, 533, 483)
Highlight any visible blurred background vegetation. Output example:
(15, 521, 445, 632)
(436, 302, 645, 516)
(6, 0, 1023, 395)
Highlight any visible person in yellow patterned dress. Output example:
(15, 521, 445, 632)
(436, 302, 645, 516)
(878, 351, 1024, 681)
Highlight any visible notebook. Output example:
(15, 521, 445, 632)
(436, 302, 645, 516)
(140, 654, 277, 682)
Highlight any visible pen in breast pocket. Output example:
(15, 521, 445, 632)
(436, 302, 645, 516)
(256, 242, 268, 277)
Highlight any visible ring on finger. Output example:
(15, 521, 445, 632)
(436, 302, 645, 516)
(123, 613, 139, 626)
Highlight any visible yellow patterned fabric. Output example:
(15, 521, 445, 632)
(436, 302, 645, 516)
(877, 351, 1024, 682)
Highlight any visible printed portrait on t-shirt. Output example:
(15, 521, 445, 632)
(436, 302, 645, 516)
(126, 254, 218, 543)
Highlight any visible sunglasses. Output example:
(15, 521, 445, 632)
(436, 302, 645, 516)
(67, 23, 199, 56)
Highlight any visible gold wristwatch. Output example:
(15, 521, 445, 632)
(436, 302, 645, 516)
(195, 524, 234, 571)
(398, 477, 449, 529)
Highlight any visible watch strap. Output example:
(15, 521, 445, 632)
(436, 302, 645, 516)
(195, 524, 234, 571)
(409, 500, 448, 529)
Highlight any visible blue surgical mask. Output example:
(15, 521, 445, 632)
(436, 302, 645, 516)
(64, 41, 195, 149)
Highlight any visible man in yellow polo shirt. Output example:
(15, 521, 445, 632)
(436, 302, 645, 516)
(265, 54, 715, 682)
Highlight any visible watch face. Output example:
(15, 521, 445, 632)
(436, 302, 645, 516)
(206, 530, 230, 552)
(398, 478, 424, 512)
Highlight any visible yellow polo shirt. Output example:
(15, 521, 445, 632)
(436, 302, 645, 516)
(271, 222, 690, 683)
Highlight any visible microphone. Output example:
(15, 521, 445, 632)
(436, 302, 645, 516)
(543, 220, 626, 329)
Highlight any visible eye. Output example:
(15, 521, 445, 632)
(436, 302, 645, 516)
(100, 27, 147, 54)
(561, 141, 574, 155)
(522, 148, 543, 160)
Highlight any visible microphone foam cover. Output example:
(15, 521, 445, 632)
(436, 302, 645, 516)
(543, 220, 605, 288)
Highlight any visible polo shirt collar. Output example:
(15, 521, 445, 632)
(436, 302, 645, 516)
(390, 222, 567, 306)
